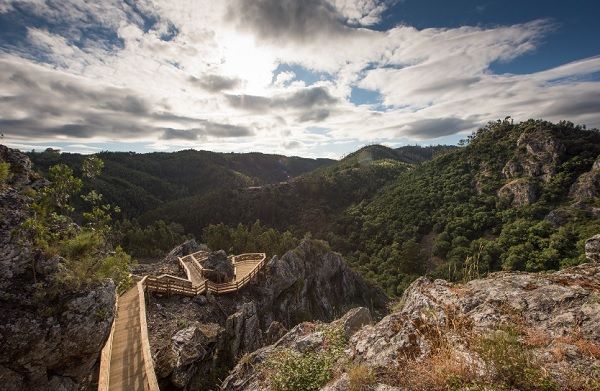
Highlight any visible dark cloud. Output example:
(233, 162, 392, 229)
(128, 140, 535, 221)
(413, 77, 481, 95)
(0, 59, 250, 142)
(189, 74, 241, 92)
(298, 109, 330, 122)
(160, 122, 253, 140)
(226, 86, 338, 112)
(401, 117, 477, 138)
(225, 0, 351, 43)
(282, 140, 302, 149)
(541, 91, 600, 117)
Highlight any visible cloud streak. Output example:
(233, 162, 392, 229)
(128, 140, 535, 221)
(0, 0, 598, 157)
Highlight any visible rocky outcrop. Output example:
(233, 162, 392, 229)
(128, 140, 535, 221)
(222, 263, 600, 390)
(497, 178, 539, 206)
(164, 239, 205, 264)
(585, 234, 600, 263)
(202, 250, 235, 282)
(0, 146, 116, 391)
(148, 239, 388, 390)
(569, 155, 600, 202)
(503, 129, 565, 182)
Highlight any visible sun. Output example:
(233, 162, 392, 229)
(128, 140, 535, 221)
(219, 32, 277, 94)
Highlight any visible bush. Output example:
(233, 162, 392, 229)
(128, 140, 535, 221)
(267, 326, 346, 391)
(0, 162, 11, 183)
(477, 327, 559, 391)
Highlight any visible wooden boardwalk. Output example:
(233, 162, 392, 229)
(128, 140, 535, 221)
(98, 252, 266, 391)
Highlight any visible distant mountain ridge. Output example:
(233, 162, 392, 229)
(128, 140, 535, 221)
(28, 149, 335, 217)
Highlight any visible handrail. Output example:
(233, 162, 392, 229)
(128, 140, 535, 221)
(138, 277, 160, 391)
(98, 252, 267, 391)
(97, 291, 118, 391)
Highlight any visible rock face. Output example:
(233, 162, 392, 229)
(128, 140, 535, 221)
(585, 234, 600, 263)
(222, 263, 600, 390)
(202, 250, 235, 282)
(148, 239, 388, 390)
(497, 178, 539, 206)
(503, 129, 565, 182)
(0, 146, 116, 391)
(569, 155, 600, 202)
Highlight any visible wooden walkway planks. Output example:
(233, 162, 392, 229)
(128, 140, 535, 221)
(99, 253, 266, 391)
(107, 286, 146, 391)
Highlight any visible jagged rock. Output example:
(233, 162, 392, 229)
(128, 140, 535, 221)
(497, 178, 539, 206)
(163, 239, 205, 264)
(545, 208, 573, 227)
(265, 321, 287, 344)
(149, 239, 388, 390)
(202, 250, 235, 282)
(258, 240, 388, 327)
(585, 234, 600, 263)
(225, 301, 264, 359)
(503, 129, 565, 182)
(0, 146, 116, 391)
(569, 155, 600, 201)
(331, 306, 372, 339)
(222, 264, 600, 390)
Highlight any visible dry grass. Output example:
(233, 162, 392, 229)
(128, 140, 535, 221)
(347, 364, 376, 391)
(393, 347, 478, 391)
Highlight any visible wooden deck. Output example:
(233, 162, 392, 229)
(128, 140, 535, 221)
(98, 252, 267, 391)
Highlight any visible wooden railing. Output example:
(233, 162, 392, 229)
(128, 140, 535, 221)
(97, 292, 118, 391)
(146, 253, 266, 296)
(137, 277, 160, 391)
(98, 252, 266, 391)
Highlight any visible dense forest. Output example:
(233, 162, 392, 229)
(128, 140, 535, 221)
(27, 120, 600, 296)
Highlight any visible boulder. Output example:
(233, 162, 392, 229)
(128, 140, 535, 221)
(585, 234, 600, 263)
(202, 250, 235, 282)
(497, 178, 539, 206)
(163, 239, 205, 264)
(332, 306, 372, 339)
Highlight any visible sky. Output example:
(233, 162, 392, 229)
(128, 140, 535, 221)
(0, 0, 599, 158)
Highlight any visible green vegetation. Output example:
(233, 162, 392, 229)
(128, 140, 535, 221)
(113, 219, 190, 258)
(202, 220, 298, 257)
(0, 161, 11, 183)
(337, 120, 600, 295)
(19, 156, 134, 292)
(24, 120, 600, 297)
(266, 326, 346, 391)
(477, 327, 559, 391)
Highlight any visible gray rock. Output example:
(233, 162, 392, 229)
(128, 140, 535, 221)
(569, 158, 600, 201)
(0, 146, 116, 391)
(221, 263, 600, 390)
(332, 306, 372, 339)
(585, 234, 600, 263)
(202, 250, 235, 282)
(497, 178, 539, 206)
(163, 239, 204, 264)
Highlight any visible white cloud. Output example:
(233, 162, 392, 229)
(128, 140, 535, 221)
(0, 0, 598, 158)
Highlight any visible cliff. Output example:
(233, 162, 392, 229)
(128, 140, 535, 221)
(145, 239, 388, 390)
(222, 242, 600, 390)
(0, 146, 115, 391)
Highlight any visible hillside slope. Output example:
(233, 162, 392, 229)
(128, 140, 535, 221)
(342, 119, 600, 295)
(28, 149, 334, 217)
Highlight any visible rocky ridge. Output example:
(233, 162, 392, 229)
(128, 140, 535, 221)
(146, 239, 388, 390)
(222, 239, 600, 390)
(0, 146, 116, 391)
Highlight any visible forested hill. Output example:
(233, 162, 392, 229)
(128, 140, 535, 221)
(27, 149, 334, 217)
(342, 120, 600, 294)
(137, 145, 452, 238)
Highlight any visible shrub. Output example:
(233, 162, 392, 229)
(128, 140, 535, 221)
(267, 326, 347, 391)
(477, 327, 559, 391)
(0, 162, 11, 183)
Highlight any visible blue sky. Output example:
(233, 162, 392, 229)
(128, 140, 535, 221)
(0, 0, 599, 157)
